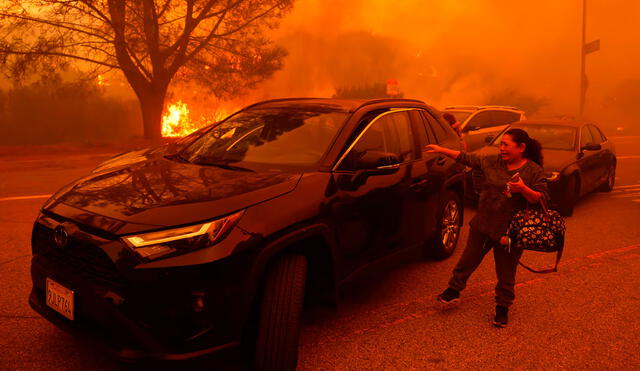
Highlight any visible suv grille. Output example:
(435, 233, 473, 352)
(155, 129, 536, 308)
(32, 223, 124, 289)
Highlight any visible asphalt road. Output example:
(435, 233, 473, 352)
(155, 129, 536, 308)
(1, 137, 639, 370)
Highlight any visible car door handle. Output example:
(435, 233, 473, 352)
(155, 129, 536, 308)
(436, 156, 447, 166)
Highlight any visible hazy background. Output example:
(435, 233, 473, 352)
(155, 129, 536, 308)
(2, 0, 639, 145)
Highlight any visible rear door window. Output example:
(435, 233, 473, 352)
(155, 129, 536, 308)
(464, 111, 493, 131)
(493, 111, 521, 125)
(411, 110, 436, 146)
(580, 126, 594, 146)
(421, 111, 448, 143)
(587, 125, 604, 144)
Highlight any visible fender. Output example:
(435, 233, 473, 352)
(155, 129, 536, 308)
(443, 172, 465, 192)
(561, 164, 582, 195)
(244, 223, 339, 311)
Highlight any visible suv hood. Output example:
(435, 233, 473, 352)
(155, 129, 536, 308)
(46, 156, 302, 234)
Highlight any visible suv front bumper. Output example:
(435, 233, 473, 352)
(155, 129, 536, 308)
(29, 217, 257, 361)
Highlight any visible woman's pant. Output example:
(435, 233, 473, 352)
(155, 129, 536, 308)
(448, 228, 523, 308)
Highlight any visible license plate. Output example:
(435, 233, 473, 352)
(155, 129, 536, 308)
(46, 278, 74, 320)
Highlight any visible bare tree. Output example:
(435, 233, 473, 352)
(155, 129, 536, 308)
(0, 0, 293, 141)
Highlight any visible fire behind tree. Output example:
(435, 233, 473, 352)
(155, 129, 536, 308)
(0, 0, 294, 141)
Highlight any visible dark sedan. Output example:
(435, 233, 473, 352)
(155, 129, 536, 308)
(472, 120, 616, 216)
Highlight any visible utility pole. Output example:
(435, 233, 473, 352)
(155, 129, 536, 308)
(579, 0, 587, 118)
(580, 0, 600, 119)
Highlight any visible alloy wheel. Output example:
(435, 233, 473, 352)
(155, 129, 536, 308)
(441, 200, 460, 253)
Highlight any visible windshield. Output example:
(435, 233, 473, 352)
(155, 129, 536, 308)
(492, 124, 577, 151)
(181, 107, 348, 168)
(445, 110, 473, 123)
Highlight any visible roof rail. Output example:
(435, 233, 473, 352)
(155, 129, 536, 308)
(355, 98, 425, 111)
(239, 97, 426, 112)
(239, 97, 327, 111)
(444, 105, 481, 110)
(481, 105, 519, 110)
(445, 105, 521, 111)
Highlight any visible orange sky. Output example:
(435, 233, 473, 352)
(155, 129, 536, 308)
(245, 0, 640, 121)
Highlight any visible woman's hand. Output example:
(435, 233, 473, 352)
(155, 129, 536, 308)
(424, 144, 443, 153)
(507, 177, 526, 194)
(508, 177, 542, 203)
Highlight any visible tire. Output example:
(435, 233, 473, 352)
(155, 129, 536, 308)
(558, 175, 578, 216)
(427, 191, 462, 260)
(598, 163, 616, 192)
(255, 254, 307, 371)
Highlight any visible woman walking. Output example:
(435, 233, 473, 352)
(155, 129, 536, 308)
(425, 128, 549, 327)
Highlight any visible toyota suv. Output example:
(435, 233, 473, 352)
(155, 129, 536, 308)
(29, 98, 466, 370)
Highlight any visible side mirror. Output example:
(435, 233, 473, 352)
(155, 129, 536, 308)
(349, 151, 401, 187)
(580, 143, 601, 152)
(484, 134, 495, 144)
(354, 150, 401, 172)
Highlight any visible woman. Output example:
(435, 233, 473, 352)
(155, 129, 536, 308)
(425, 128, 549, 327)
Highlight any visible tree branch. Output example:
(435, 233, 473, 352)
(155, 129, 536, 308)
(0, 49, 119, 69)
(0, 12, 111, 43)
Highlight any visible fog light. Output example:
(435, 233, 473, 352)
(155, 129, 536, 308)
(192, 292, 206, 313)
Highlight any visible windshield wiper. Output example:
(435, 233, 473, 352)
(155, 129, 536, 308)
(164, 153, 190, 163)
(193, 160, 256, 172)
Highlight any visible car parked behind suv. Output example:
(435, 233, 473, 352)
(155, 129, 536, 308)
(443, 105, 526, 152)
(29, 98, 466, 370)
(475, 120, 616, 216)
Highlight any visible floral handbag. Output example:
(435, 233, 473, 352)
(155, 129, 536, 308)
(506, 199, 566, 273)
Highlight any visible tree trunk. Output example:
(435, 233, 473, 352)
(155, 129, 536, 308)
(137, 85, 168, 143)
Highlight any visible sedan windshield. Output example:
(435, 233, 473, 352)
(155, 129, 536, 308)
(493, 124, 577, 151)
(181, 107, 348, 168)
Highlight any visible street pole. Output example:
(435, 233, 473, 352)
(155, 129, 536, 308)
(579, 0, 587, 119)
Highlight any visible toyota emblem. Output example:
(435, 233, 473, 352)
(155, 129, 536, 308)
(53, 225, 69, 248)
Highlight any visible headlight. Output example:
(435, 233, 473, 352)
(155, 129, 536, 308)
(546, 172, 561, 182)
(122, 210, 245, 260)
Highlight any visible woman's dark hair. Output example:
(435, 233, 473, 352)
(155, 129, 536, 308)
(504, 128, 543, 167)
(442, 112, 457, 126)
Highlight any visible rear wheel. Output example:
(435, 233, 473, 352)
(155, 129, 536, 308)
(427, 191, 462, 259)
(255, 254, 307, 371)
(598, 163, 616, 192)
(558, 175, 578, 216)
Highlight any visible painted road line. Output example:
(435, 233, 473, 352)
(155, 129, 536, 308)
(617, 155, 640, 160)
(612, 193, 640, 199)
(609, 136, 640, 139)
(0, 194, 52, 202)
(613, 184, 640, 189)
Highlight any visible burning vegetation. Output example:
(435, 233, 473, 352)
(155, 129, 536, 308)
(1, 0, 639, 143)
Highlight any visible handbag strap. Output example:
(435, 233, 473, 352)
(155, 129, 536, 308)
(517, 235, 565, 274)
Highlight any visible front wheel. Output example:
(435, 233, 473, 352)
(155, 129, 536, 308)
(255, 254, 307, 371)
(427, 191, 462, 260)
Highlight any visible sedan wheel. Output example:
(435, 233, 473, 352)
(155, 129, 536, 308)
(598, 164, 616, 192)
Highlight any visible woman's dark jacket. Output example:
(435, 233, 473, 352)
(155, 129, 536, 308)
(457, 152, 550, 241)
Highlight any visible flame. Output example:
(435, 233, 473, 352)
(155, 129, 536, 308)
(162, 101, 233, 137)
(97, 74, 109, 86)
